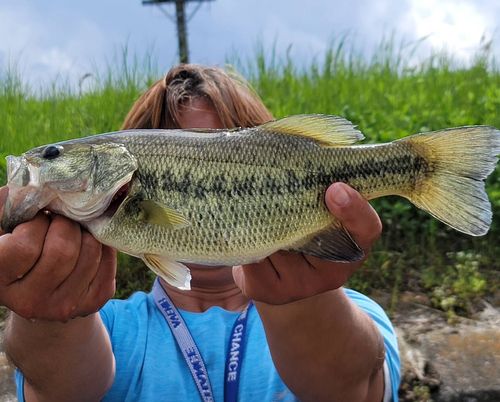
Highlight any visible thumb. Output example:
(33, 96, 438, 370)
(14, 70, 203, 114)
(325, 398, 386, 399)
(325, 182, 382, 251)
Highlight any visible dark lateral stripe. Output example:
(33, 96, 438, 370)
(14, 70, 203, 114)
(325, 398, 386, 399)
(332, 153, 429, 182)
(139, 152, 429, 199)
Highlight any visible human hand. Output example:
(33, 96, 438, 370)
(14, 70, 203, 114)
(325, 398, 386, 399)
(0, 186, 117, 321)
(233, 183, 382, 305)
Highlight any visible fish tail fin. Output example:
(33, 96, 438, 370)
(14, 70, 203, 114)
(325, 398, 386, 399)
(400, 126, 500, 236)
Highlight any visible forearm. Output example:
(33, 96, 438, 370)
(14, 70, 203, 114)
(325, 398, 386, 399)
(256, 289, 384, 402)
(4, 312, 114, 402)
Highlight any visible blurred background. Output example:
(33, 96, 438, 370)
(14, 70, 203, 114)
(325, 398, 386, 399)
(0, 1, 499, 401)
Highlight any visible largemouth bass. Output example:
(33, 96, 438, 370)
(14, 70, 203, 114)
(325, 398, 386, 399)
(2, 115, 499, 289)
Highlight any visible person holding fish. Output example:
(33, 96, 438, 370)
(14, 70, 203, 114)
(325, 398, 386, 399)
(4, 62, 497, 401)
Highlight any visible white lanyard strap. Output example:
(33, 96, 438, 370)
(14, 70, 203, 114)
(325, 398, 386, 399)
(153, 279, 215, 401)
(153, 278, 253, 402)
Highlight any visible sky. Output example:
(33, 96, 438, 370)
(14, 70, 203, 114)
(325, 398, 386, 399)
(0, 0, 499, 88)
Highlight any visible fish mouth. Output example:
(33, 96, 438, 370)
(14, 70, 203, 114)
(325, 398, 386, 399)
(1, 187, 54, 233)
(103, 182, 130, 217)
(2, 151, 137, 231)
(1, 156, 51, 233)
(2, 180, 132, 231)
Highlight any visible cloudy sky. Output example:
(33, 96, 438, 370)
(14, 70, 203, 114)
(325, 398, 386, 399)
(0, 0, 499, 87)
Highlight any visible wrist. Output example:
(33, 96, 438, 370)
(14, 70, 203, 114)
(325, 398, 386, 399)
(5, 311, 99, 358)
(254, 287, 346, 320)
(8, 310, 93, 329)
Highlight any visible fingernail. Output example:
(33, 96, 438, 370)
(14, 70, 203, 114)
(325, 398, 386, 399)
(332, 184, 350, 207)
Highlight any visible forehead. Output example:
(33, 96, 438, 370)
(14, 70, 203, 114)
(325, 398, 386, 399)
(177, 98, 224, 129)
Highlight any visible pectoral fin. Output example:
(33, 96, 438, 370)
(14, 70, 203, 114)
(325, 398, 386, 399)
(139, 200, 190, 228)
(291, 224, 364, 262)
(143, 254, 192, 290)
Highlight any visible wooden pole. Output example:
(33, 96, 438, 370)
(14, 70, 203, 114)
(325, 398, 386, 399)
(142, 0, 213, 64)
(175, 0, 189, 63)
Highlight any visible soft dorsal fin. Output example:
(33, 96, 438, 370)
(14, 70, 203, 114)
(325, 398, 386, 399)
(259, 114, 364, 146)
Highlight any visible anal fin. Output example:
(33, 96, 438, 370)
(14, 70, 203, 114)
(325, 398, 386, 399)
(143, 254, 192, 290)
(291, 224, 364, 262)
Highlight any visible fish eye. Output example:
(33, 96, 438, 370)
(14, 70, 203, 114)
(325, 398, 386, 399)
(42, 145, 63, 160)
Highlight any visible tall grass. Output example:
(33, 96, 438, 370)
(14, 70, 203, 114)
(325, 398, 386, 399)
(0, 49, 159, 169)
(243, 39, 500, 314)
(1, 41, 499, 310)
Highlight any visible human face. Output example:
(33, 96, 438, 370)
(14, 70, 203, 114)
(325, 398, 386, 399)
(177, 97, 224, 130)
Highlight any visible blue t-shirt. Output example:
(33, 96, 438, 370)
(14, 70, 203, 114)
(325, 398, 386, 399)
(16, 288, 400, 401)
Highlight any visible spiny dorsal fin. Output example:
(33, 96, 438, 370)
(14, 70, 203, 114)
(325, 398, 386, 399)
(259, 114, 364, 146)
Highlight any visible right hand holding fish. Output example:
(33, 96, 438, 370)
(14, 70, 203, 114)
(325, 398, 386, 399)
(0, 186, 117, 321)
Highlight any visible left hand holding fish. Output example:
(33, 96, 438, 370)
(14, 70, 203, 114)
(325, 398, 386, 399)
(232, 182, 382, 304)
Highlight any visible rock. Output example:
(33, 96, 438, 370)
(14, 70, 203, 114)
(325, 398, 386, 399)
(399, 291, 431, 307)
(395, 300, 500, 402)
(0, 326, 16, 402)
(422, 327, 500, 401)
(0, 352, 15, 402)
(397, 329, 427, 381)
(397, 328, 441, 402)
(369, 289, 392, 310)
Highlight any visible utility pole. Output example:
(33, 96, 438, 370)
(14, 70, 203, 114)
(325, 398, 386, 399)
(142, 0, 214, 64)
(174, 0, 188, 63)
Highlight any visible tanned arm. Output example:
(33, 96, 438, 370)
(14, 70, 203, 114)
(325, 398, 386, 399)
(234, 183, 387, 401)
(6, 314, 114, 402)
(1, 187, 117, 402)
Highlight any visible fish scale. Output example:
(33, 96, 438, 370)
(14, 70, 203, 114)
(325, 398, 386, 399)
(2, 114, 499, 289)
(90, 134, 432, 264)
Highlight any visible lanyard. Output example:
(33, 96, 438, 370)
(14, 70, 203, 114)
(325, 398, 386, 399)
(152, 278, 253, 402)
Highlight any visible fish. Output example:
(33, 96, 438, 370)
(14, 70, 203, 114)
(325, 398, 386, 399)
(1, 115, 499, 290)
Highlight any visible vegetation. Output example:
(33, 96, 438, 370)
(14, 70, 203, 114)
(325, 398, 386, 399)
(1, 42, 499, 313)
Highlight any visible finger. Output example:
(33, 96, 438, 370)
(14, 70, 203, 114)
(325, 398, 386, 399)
(23, 215, 82, 292)
(325, 183, 382, 251)
(76, 246, 117, 316)
(233, 259, 280, 300)
(267, 251, 329, 296)
(0, 213, 50, 284)
(268, 251, 307, 279)
(232, 266, 246, 294)
(302, 253, 356, 286)
(52, 231, 104, 318)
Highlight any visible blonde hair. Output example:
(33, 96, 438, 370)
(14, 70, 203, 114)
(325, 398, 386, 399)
(122, 64, 273, 130)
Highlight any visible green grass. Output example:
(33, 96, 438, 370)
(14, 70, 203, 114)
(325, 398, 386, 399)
(1, 41, 499, 312)
(0, 50, 159, 171)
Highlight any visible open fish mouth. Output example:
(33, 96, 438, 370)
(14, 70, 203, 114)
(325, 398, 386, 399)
(7, 155, 36, 187)
(103, 182, 130, 217)
(1, 180, 132, 233)
(1, 190, 46, 233)
(1, 156, 49, 232)
(1, 154, 134, 232)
